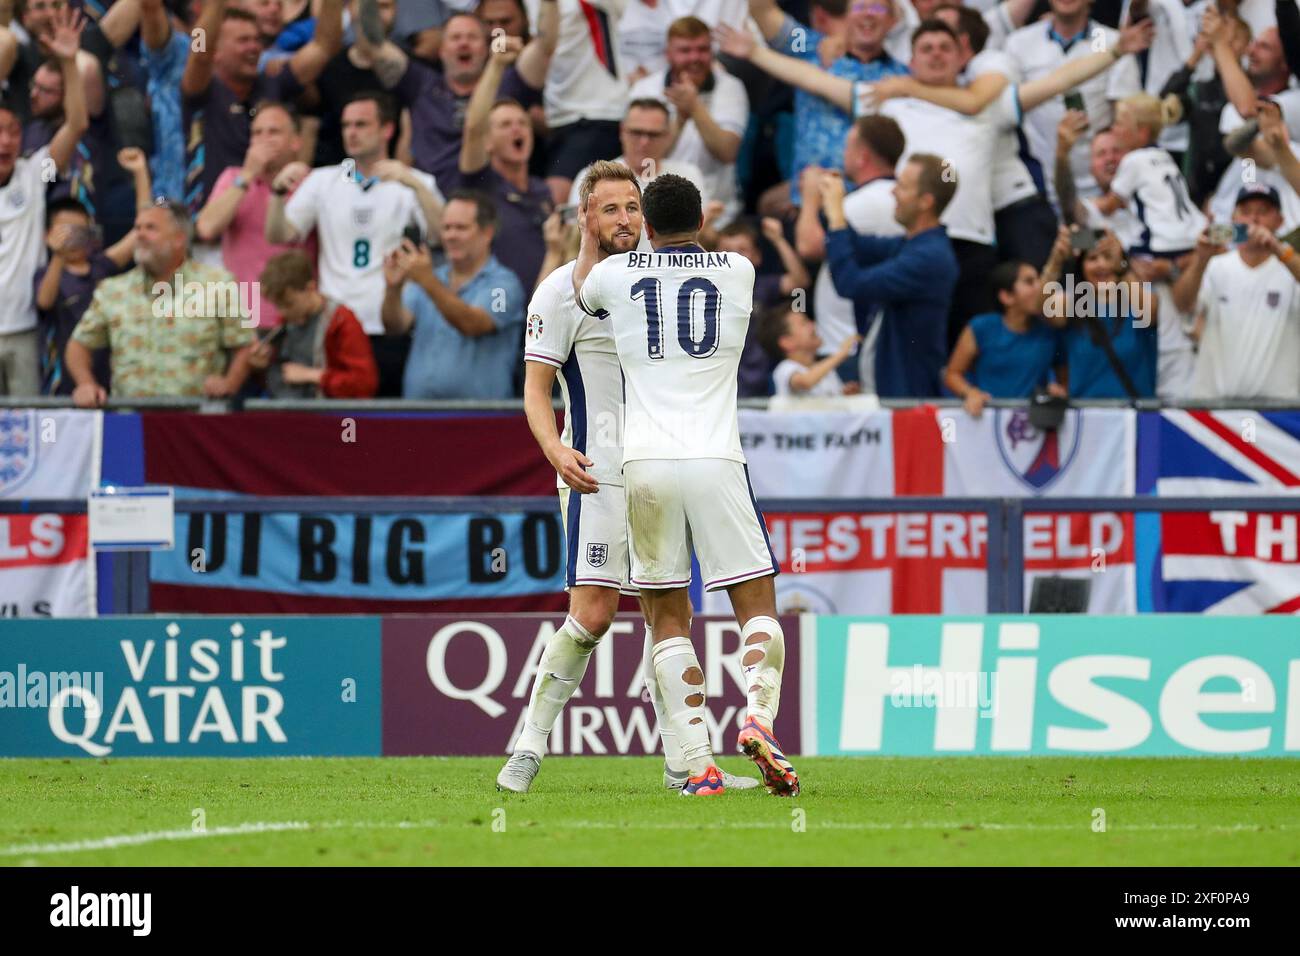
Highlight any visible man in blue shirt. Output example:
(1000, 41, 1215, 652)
(823, 153, 959, 398)
(749, 0, 908, 207)
(381, 190, 525, 399)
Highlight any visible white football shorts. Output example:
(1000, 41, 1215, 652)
(623, 458, 779, 592)
(558, 485, 636, 595)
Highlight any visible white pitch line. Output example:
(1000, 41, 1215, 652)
(4, 818, 1298, 857)
(0, 821, 315, 857)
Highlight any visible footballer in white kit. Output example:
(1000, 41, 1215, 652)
(573, 172, 799, 798)
(495, 161, 759, 796)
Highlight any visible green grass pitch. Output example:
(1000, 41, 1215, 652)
(2, 756, 1298, 866)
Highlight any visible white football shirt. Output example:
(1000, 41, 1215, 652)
(1193, 250, 1300, 400)
(1117, 0, 1192, 151)
(1080, 196, 1144, 251)
(578, 243, 755, 463)
(1219, 90, 1300, 144)
(856, 83, 1019, 245)
(524, 260, 625, 488)
(1109, 146, 1206, 254)
(964, 48, 1041, 210)
(0, 146, 50, 335)
(285, 165, 441, 334)
(545, 0, 630, 127)
(813, 176, 902, 356)
(1005, 19, 1141, 203)
(628, 65, 749, 225)
(772, 358, 843, 397)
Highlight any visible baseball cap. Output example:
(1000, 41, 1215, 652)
(1235, 184, 1283, 209)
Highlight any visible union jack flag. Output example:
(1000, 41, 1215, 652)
(1154, 410, 1300, 614)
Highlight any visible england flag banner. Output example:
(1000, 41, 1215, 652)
(738, 408, 896, 499)
(1152, 410, 1300, 614)
(709, 408, 970, 614)
(708, 407, 1137, 615)
(943, 407, 1136, 613)
(0, 410, 101, 617)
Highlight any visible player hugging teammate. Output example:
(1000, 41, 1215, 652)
(496, 163, 799, 798)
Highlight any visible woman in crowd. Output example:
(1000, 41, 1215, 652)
(1041, 226, 1159, 400)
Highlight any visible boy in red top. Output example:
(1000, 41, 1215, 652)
(253, 251, 378, 397)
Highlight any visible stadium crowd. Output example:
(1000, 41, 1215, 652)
(0, 0, 1298, 405)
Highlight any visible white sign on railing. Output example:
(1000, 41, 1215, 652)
(88, 487, 175, 551)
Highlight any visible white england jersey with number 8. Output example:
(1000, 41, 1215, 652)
(578, 244, 756, 465)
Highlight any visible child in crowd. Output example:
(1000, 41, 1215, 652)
(253, 250, 379, 398)
(716, 217, 812, 397)
(760, 297, 859, 398)
(944, 259, 1066, 417)
(33, 148, 151, 396)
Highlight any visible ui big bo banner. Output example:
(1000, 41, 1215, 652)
(142, 412, 568, 613)
(1146, 410, 1300, 614)
(706, 407, 1136, 616)
(0, 410, 100, 617)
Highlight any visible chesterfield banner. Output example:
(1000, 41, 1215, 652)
(708, 407, 1136, 615)
(1142, 409, 1300, 614)
(382, 614, 801, 757)
(0, 410, 101, 617)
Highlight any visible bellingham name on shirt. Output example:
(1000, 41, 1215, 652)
(624, 252, 734, 269)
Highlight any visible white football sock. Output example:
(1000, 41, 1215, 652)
(741, 616, 785, 728)
(515, 616, 601, 756)
(642, 625, 684, 771)
(652, 635, 714, 776)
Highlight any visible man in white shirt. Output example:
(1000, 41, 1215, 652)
(1209, 100, 1300, 234)
(542, 0, 630, 205)
(1117, 0, 1192, 154)
(796, 114, 905, 389)
(627, 15, 748, 225)
(1005, 0, 1142, 204)
(616, 0, 748, 80)
(1056, 115, 1143, 247)
(573, 172, 798, 798)
(857, 21, 1020, 339)
(567, 99, 705, 210)
(1214, 26, 1300, 146)
(935, 3, 1060, 264)
(499, 158, 758, 795)
(266, 91, 443, 395)
(1179, 185, 1300, 400)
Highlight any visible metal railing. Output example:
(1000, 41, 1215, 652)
(5, 493, 1298, 614)
(6, 397, 1300, 412)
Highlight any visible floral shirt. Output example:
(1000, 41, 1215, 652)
(774, 14, 908, 206)
(71, 258, 256, 396)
